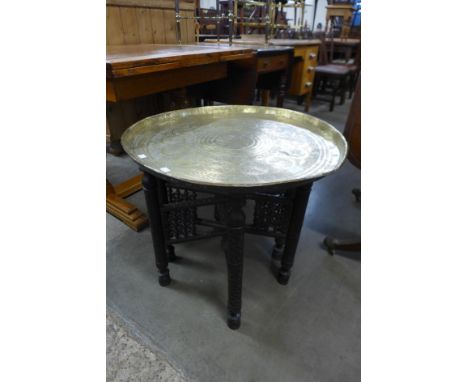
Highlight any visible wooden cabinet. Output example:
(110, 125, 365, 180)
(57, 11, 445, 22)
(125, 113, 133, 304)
(289, 45, 320, 97)
(257, 55, 289, 74)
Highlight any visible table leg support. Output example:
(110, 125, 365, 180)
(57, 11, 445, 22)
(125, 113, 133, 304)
(142, 172, 171, 286)
(221, 199, 245, 330)
(277, 184, 312, 285)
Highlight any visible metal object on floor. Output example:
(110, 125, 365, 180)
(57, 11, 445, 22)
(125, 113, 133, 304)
(122, 105, 347, 329)
(323, 235, 361, 256)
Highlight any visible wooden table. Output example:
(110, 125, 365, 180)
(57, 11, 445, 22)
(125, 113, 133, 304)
(205, 43, 294, 107)
(206, 37, 321, 111)
(107, 43, 257, 231)
(122, 105, 348, 329)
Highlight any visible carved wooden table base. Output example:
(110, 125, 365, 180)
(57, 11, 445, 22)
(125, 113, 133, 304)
(142, 171, 313, 330)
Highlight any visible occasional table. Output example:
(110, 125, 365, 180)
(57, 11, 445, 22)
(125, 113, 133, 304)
(122, 105, 347, 329)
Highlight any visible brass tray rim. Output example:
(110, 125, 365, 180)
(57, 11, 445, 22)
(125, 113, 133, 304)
(122, 105, 348, 188)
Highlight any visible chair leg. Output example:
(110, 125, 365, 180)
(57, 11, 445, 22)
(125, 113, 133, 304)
(330, 82, 337, 112)
(348, 73, 354, 99)
(312, 76, 319, 99)
(340, 77, 346, 105)
(304, 88, 312, 113)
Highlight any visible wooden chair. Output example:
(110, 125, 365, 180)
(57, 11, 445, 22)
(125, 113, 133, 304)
(312, 35, 351, 111)
(323, 75, 360, 255)
(329, 37, 360, 99)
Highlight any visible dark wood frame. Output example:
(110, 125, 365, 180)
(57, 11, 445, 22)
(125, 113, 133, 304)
(141, 168, 316, 330)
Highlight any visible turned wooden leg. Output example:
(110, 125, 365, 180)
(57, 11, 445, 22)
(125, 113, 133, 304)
(340, 77, 346, 105)
(142, 172, 171, 286)
(348, 73, 354, 99)
(106, 103, 128, 157)
(277, 184, 312, 285)
(312, 76, 319, 100)
(261, 90, 270, 106)
(221, 199, 245, 330)
(304, 87, 312, 113)
(330, 85, 337, 112)
(159, 184, 179, 262)
(276, 72, 287, 108)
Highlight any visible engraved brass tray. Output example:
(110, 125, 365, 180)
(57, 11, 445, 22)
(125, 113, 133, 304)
(122, 106, 348, 188)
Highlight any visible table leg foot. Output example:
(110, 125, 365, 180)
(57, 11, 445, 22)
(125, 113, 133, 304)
(227, 312, 241, 330)
(158, 270, 171, 286)
(277, 268, 290, 285)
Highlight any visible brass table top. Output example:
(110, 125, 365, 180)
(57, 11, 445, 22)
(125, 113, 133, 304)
(122, 106, 347, 188)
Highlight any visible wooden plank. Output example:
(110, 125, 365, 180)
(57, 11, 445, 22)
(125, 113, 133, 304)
(114, 174, 143, 198)
(136, 7, 154, 43)
(149, 8, 166, 44)
(110, 62, 181, 78)
(107, 6, 125, 45)
(106, 193, 148, 231)
(106, 45, 255, 76)
(120, 7, 140, 44)
(163, 9, 177, 44)
(186, 11, 195, 43)
(180, 11, 188, 44)
(107, 0, 195, 11)
(106, 7, 110, 45)
(111, 63, 227, 101)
